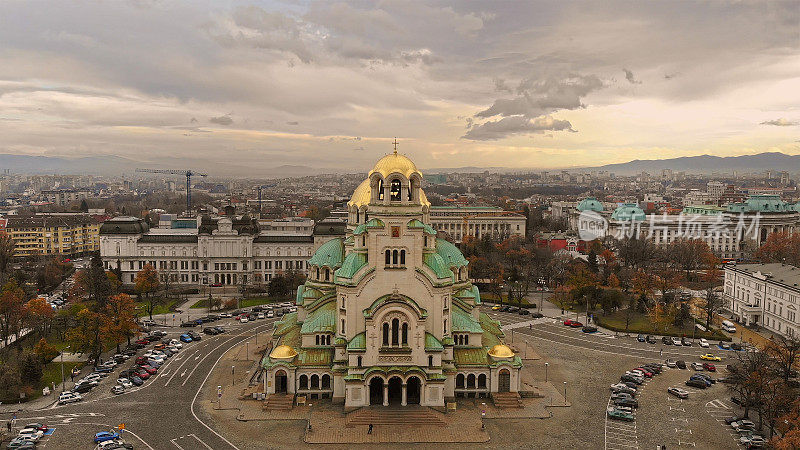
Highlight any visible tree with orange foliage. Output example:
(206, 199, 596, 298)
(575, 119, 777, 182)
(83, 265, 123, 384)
(102, 293, 138, 353)
(756, 231, 800, 266)
(25, 297, 54, 343)
(0, 280, 26, 347)
(135, 264, 161, 320)
(772, 398, 800, 449)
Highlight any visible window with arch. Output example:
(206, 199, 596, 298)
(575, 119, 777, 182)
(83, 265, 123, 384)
(401, 323, 408, 346)
(377, 179, 384, 200)
(391, 318, 400, 346)
(407, 182, 413, 201)
(357, 356, 362, 367)
(443, 319, 447, 334)
(356, 209, 360, 223)
(383, 323, 390, 346)
(341, 296, 346, 309)
(315, 267, 319, 279)
(467, 374, 476, 389)
(385, 249, 391, 265)
(324, 268, 330, 281)
(400, 250, 405, 265)
(428, 355, 433, 367)
(321, 374, 331, 389)
(311, 374, 319, 389)
(464, 334, 469, 346)
(299, 375, 308, 390)
(341, 319, 345, 335)
(390, 179, 402, 201)
(478, 374, 487, 389)
(456, 373, 465, 389)
(315, 335, 320, 345)
(392, 250, 398, 265)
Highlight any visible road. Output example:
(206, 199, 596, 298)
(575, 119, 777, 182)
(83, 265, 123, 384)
(7, 316, 277, 450)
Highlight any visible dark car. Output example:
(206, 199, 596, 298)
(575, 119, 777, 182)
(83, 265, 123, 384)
(180, 321, 197, 327)
(689, 375, 712, 387)
(135, 368, 151, 379)
(136, 356, 148, 365)
(531, 312, 544, 318)
(499, 306, 510, 312)
(621, 374, 643, 385)
(73, 382, 93, 393)
(622, 381, 639, 389)
(637, 334, 646, 342)
(614, 397, 639, 408)
(582, 326, 598, 333)
(94, 365, 113, 373)
(213, 326, 226, 334)
(127, 375, 143, 386)
(662, 336, 672, 345)
(725, 416, 745, 425)
(646, 335, 657, 344)
(203, 327, 217, 335)
(676, 360, 687, 369)
(731, 343, 743, 351)
(685, 379, 708, 388)
(188, 331, 202, 341)
(682, 337, 692, 346)
(519, 309, 531, 316)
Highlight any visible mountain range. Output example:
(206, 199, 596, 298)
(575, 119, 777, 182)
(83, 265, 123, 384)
(1, 151, 799, 178)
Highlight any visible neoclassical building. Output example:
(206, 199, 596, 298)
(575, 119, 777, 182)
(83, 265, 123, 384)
(262, 151, 522, 408)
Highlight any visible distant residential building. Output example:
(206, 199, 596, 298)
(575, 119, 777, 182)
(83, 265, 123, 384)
(428, 206, 526, 243)
(40, 189, 91, 206)
(259, 217, 315, 235)
(6, 214, 101, 256)
(723, 263, 800, 337)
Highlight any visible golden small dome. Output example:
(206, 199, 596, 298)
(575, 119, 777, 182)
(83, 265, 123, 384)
(369, 152, 422, 180)
(347, 173, 430, 208)
(488, 344, 515, 358)
(269, 345, 298, 360)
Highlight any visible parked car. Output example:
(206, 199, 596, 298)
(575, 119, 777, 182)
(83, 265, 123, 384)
(621, 374, 643, 385)
(117, 378, 133, 389)
(689, 375, 712, 387)
(719, 341, 732, 350)
(518, 309, 531, 316)
(180, 321, 197, 327)
(582, 326, 598, 333)
(668, 387, 689, 399)
(685, 379, 708, 389)
(6, 437, 36, 449)
(563, 319, 576, 326)
(73, 383, 93, 394)
(128, 375, 144, 386)
(607, 409, 635, 422)
(180, 334, 192, 343)
(682, 337, 692, 346)
(692, 362, 705, 371)
(188, 331, 202, 341)
(699, 338, 710, 348)
(665, 358, 677, 368)
(94, 431, 121, 444)
(266, 311, 275, 318)
(739, 434, 765, 448)
(731, 419, 755, 431)
(731, 343, 743, 351)
(637, 334, 646, 342)
(701, 353, 722, 361)
(703, 363, 717, 372)
(140, 364, 157, 375)
(531, 312, 544, 318)
(24, 424, 47, 432)
(613, 397, 638, 408)
(568, 321, 583, 328)
(17, 428, 43, 442)
(676, 360, 687, 369)
(168, 339, 183, 348)
(662, 336, 672, 345)
(111, 385, 126, 395)
(645, 335, 657, 344)
(672, 337, 682, 346)
(610, 384, 637, 395)
(58, 391, 82, 404)
(725, 416, 745, 425)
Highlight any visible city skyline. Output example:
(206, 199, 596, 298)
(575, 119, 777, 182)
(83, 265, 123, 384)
(0, 1, 798, 173)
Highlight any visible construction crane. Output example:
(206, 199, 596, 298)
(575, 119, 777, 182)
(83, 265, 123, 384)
(135, 168, 208, 213)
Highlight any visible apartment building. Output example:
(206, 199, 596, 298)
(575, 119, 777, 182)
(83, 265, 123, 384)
(5, 215, 101, 256)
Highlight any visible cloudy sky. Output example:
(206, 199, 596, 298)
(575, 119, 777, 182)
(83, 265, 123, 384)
(0, 0, 798, 174)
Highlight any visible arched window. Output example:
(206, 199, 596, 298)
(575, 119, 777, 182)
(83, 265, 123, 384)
(428, 355, 433, 367)
(456, 373, 465, 389)
(357, 356, 362, 367)
(378, 179, 384, 200)
(467, 374, 476, 389)
(324, 268, 330, 281)
(315, 335, 320, 345)
(321, 374, 331, 389)
(326, 335, 331, 345)
(315, 267, 319, 279)
(299, 374, 308, 389)
(478, 374, 487, 389)
(385, 249, 391, 265)
(356, 209, 360, 223)
(400, 250, 405, 265)
(362, 236, 366, 247)
(390, 179, 402, 201)
(408, 183, 413, 201)
(391, 318, 399, 346)
(311, 374, 319, 389)
(464, 334, 469, 346)
(443, 319, 447, 334)
(341, 319, 345, 334)
(392, 250, 398, 265)
(383, 323, 389, 346)
(402, 323, 408, 346)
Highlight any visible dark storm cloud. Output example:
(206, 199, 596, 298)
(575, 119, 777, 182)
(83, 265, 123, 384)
(623, 68, 641, 84)
(462, 115, 574, 141)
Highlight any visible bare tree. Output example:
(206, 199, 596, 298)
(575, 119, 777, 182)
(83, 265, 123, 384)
(702, 287, 725, 329)
(767, 335, 800, 382)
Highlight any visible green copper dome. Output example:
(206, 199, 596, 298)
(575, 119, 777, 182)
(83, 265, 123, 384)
(610, 203, 646, 222)
(308, 238, 344, 268)
(577, 197, 604, 212)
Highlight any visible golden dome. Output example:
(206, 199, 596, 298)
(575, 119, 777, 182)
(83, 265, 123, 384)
(347, 174, 430, 208)
(269, 345, 298, 360)
(487, 344, 515, 358)
(369, 152, 422, 180)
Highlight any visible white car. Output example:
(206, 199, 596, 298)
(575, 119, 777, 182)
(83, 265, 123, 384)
(699, 338, 710, 348)
(168, 345, 180, 353)
(240, 317, 249, 323)
(17, 428, 43, 441)
(671, 337, 682, 346)
(266, 311, 274, 318)
(168, 339, 183, 348)
(58, 391, 83, 404)
(667, 387, 689, 399)
(117, 378, 133, 389)
(257, 312, 266, 319)
(691, 362, 704, 371)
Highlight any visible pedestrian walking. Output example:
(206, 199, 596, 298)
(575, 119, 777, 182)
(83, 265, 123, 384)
(7, 421, 11, 432)
(368, 423, 373, 434)
(660, 348, 663, 357)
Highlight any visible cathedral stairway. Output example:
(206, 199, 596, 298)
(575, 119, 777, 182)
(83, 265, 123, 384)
(345, 406, 446, 427)
(491, 392, 522, 409)
(262, 394, 294, 411)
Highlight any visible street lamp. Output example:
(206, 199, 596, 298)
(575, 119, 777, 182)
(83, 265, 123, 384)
(61, 345, 70, 392)
(545, 362, 549, 383)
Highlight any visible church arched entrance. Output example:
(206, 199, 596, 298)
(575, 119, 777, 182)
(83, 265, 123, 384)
(407, 376, 421, 405)
(388, 376, 403, 405)
(498, 369, 510, 393)
(275, 370, 288, 394)
(369, 377, 384, 405)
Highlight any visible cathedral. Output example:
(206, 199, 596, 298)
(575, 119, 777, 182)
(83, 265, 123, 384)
(262, 150, 522, 408)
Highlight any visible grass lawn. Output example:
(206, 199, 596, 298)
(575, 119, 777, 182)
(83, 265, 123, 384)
(41, 360, 82, 391)
(481, 293, 536, 307)
(135, 299, 179, 317)
(595, 309, 729, 340)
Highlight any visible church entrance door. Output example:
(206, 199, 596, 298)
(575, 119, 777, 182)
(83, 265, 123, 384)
(407, 376, 421, 404)
(275, 370, 288, 394)
(369, 377, 384, 405)
(388, 376, 403, 405)
(498, 369, 510, 393)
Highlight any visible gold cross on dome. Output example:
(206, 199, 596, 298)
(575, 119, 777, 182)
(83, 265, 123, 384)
(392, 137, 399, 154)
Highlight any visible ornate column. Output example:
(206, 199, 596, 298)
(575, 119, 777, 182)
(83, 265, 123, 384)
(383, 383, 388, 406)
(401, 383, 407, 406)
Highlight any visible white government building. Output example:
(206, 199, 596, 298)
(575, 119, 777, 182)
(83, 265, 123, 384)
(723, 263, 800, 338)
(262, 151, 522, 409)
